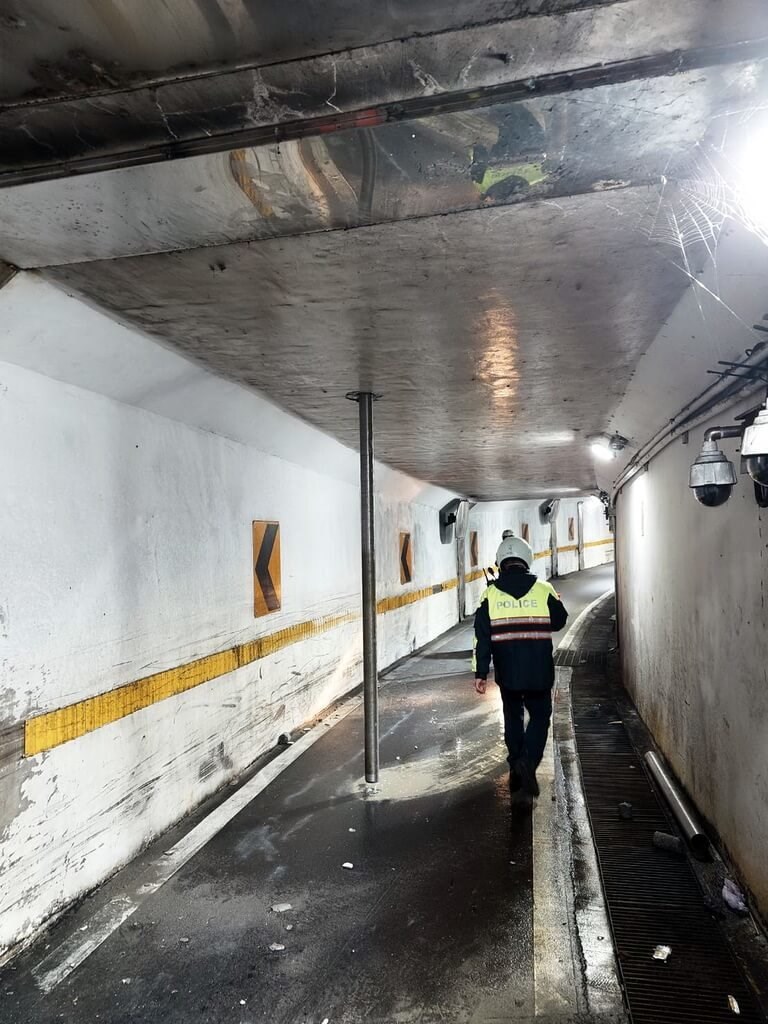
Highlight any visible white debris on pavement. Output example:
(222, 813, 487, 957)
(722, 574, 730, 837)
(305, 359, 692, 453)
(652, 945, 671, 961)
(269, 943, 286, 952)
(722, 880, 748, 914)
(348, 828, 356, 833)
(342, 862, 354, 869)
(729, 995, 741, 1014)
(271, 903, 292, 913)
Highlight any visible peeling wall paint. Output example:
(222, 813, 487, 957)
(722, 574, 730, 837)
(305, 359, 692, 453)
(0, 273, 612, 957)
(0, 278, 462, 957)
(617, 407, 768, 919)
(0, 353, 458, 955)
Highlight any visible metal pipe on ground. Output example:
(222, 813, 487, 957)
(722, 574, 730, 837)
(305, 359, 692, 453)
(644, 750, 710, 859)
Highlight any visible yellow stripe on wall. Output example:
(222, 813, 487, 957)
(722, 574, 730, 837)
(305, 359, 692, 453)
(24, 577, 460, 757)
(465, 537, 613, 584)
(376, 577, 457, 614)
(466, 549, 552, 579)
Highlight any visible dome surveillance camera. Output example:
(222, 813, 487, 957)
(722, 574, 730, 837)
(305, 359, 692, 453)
(538, 500, 555, 523)
(742, 401, 768, 486)
(689, 439, 737, 506)
(691, 483, 733, 507)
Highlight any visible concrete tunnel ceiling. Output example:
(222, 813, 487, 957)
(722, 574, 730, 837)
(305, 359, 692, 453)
(2, 0, 768, 501)
(49, 190, 687, 500)
(0, 0, 622, 103)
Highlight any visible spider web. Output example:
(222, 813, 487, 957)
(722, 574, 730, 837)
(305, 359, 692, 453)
(645, 105, 768, 264)
(641, 140, 768, 334)
(646, 153, 732, 263)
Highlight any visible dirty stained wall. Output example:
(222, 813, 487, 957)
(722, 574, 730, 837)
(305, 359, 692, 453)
(0, 273, 615, 958)
(616, 404, 768, 918)
(604, 219, 768, 921)
(0, 274, 462, 958)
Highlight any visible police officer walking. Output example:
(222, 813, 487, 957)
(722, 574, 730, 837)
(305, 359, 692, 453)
(473, 535, 568, 799)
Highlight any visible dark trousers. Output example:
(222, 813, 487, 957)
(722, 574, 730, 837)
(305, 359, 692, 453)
(498, 686, 553, 770)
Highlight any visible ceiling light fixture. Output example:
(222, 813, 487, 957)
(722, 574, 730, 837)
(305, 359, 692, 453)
(590, 439, 615, 462)
(589, 433, 628, 462)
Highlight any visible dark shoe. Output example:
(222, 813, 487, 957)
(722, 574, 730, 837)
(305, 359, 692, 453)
(515, 757, 540, 798)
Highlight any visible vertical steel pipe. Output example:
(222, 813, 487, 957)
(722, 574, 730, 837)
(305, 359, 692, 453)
(612, 493, 620, 648)
(549, 499, 560, 578)
(358, 392, 379, 783)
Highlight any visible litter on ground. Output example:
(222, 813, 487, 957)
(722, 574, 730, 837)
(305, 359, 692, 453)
(722, 880, 748, 915)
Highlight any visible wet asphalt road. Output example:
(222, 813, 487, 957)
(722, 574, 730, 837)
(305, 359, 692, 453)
(1, 565, 614, 1024)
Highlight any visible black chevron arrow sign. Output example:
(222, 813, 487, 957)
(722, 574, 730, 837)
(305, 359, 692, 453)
(399, 532, 413, 584)
(253, 521, 281, 616)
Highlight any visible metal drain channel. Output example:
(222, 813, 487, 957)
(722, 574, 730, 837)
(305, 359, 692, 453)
(569, 599, 765, 1024)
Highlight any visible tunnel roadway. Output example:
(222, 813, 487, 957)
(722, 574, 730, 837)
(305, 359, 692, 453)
(1, 566, 616, 1024)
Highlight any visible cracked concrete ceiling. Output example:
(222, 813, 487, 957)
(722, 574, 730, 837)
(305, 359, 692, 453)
(2, 0, 768, 499)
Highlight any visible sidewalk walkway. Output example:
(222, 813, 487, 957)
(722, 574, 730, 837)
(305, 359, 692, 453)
(1, 566, 616, 1024)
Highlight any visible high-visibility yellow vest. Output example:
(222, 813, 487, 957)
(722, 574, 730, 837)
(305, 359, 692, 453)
(486, 580, 557, 642)
(472, 580, 557, 671)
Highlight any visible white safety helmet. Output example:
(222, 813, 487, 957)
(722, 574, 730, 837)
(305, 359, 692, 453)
(496, 536, 533, 569)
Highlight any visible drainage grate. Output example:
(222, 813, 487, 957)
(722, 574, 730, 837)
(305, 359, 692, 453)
(571, 601, 765, 1024)
(555, 646, 607, 668)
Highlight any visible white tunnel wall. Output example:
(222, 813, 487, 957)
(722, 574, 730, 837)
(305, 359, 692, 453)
(616, 403, 768, 918)
(0, 275, 462, 958)
(580, 498, 618, 569)
(465, 498, 614, 613)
